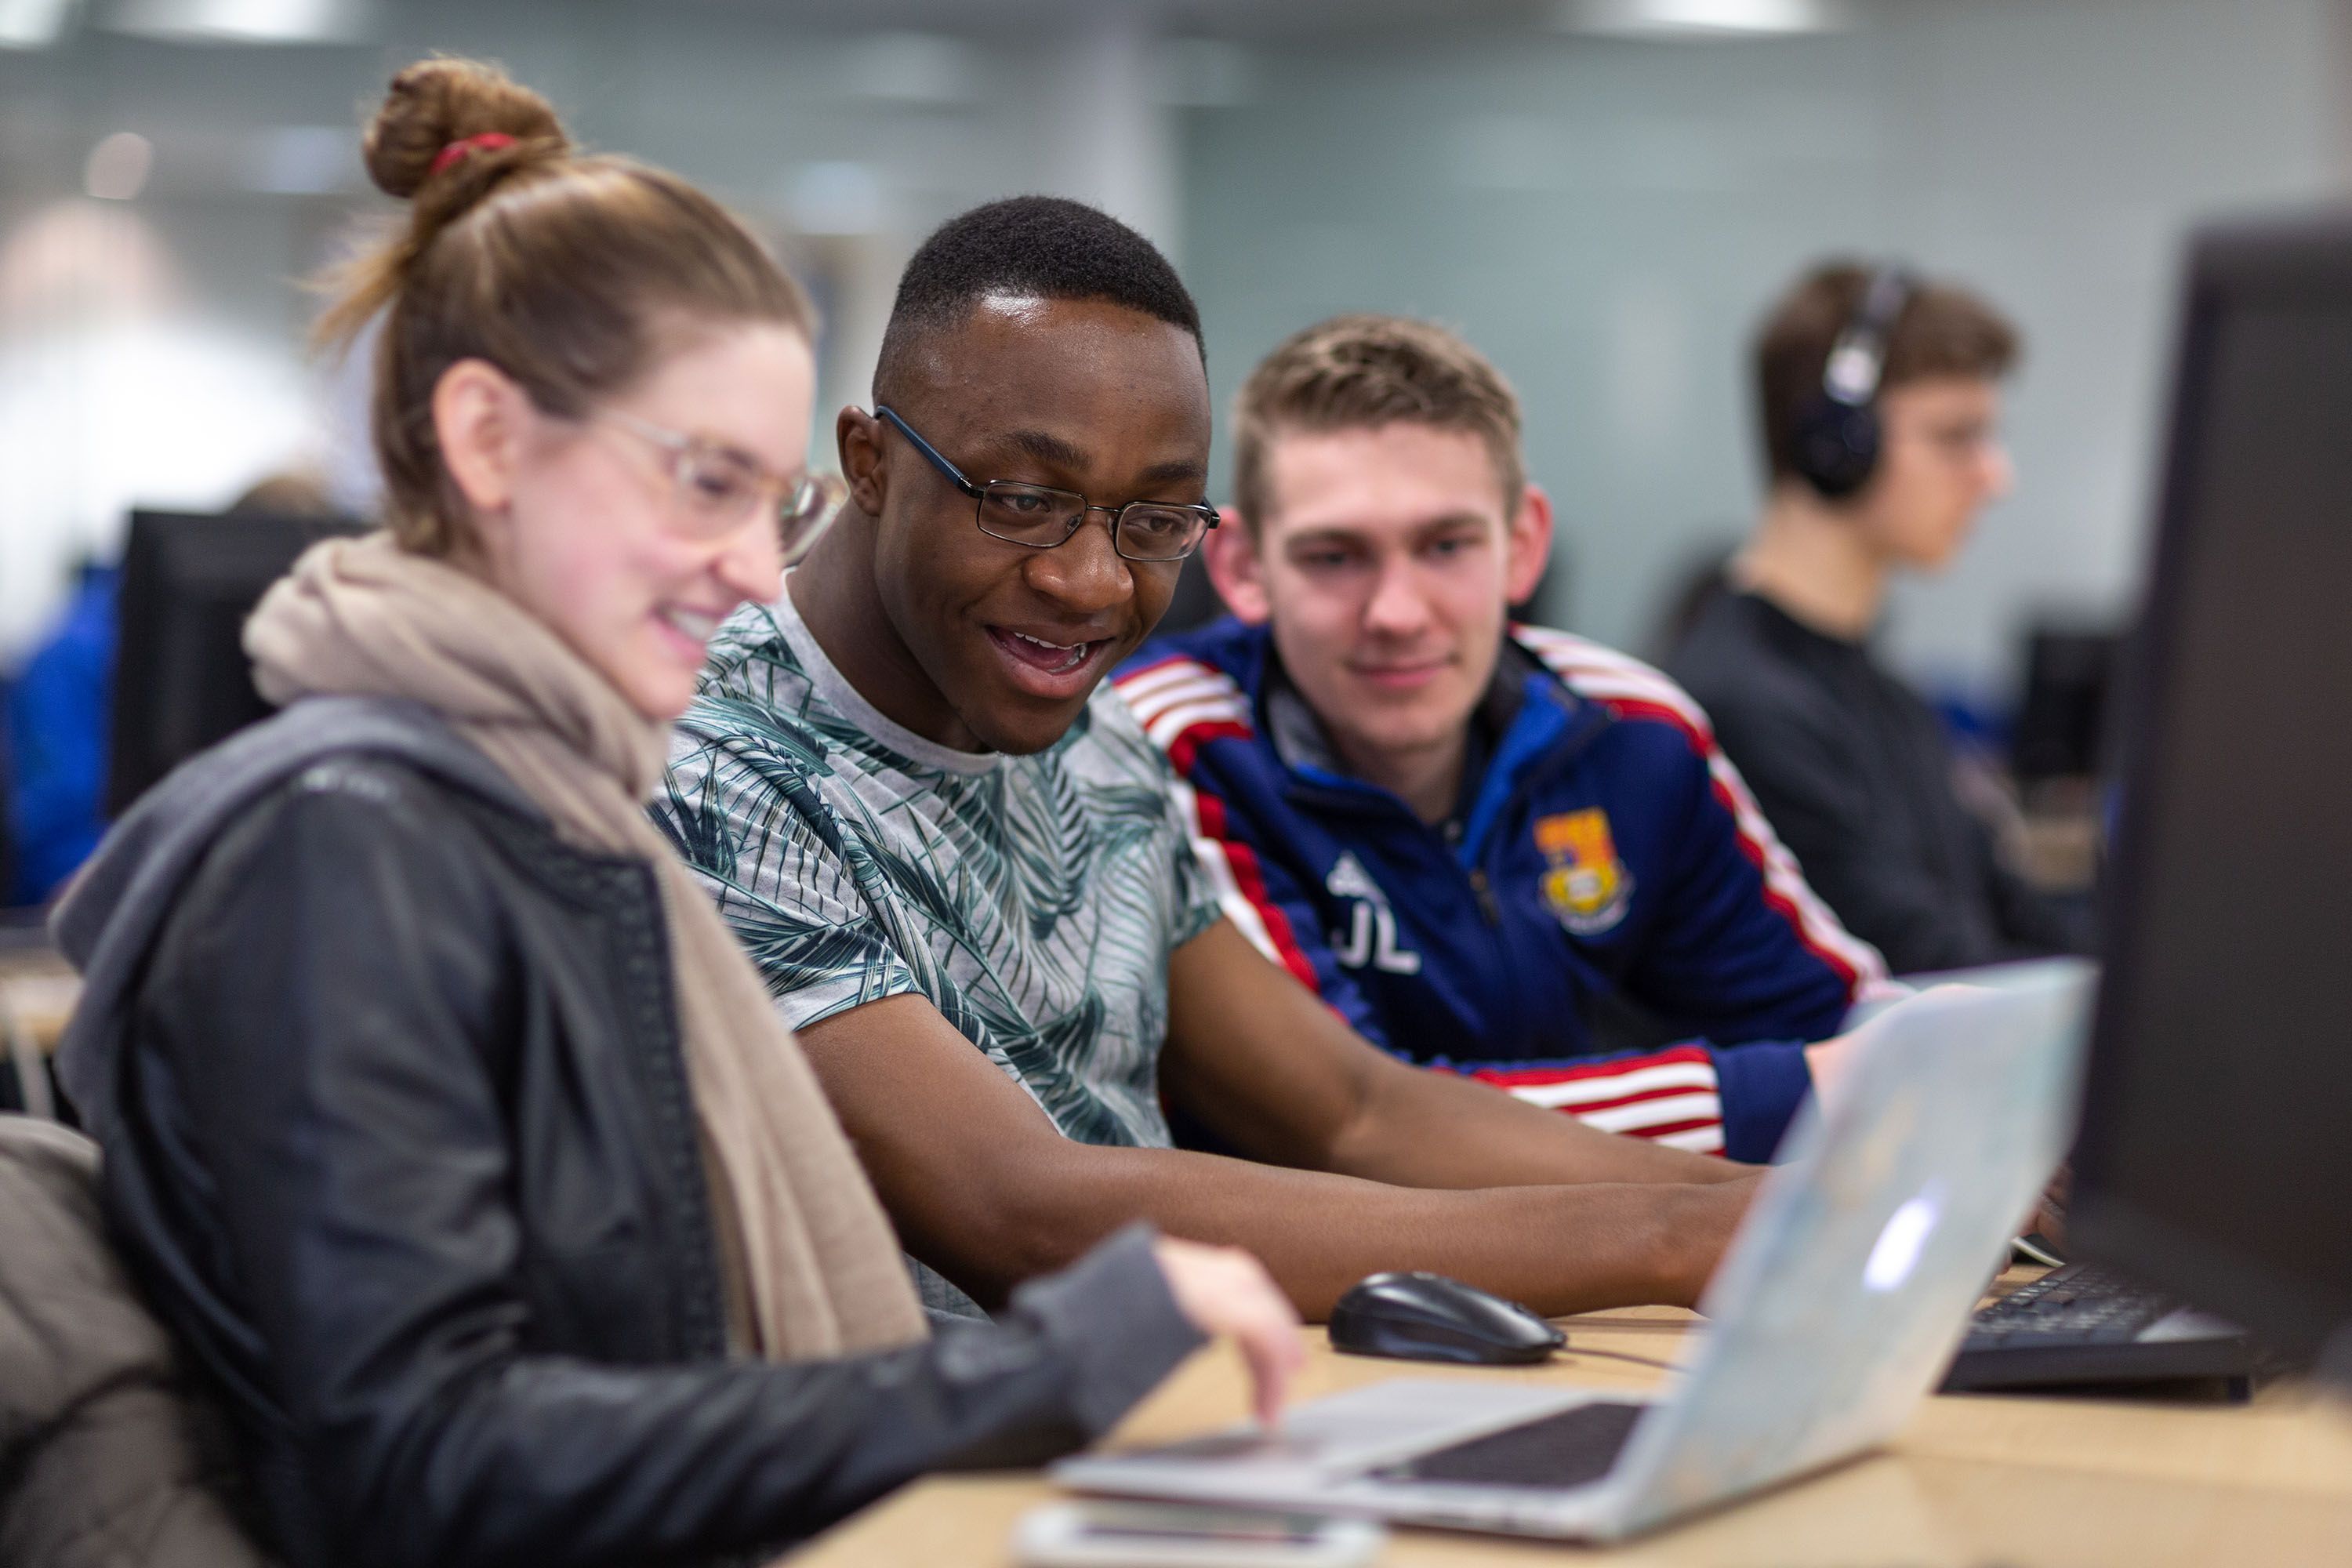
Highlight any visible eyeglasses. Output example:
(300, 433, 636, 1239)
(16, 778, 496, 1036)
(874, 405, 1218, 563)
(595, 408, 848, 564)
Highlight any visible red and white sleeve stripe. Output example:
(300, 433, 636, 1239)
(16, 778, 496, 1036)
(1457, 1045, 1727, 1154)
(1114, 658, 1323, 992)
(1513, 627, 1894, 1000)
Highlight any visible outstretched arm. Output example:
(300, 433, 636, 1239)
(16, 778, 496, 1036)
(794, 927, 1752, 1322)
(1162, 919, 1755, 1189)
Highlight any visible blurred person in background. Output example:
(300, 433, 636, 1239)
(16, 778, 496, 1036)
(5, 554, 114, 908)
(1669, 263, 2094, 975)
(661, 199, 1761, 1333)
(1, 468, 333, 909)
(1117, 315, 1889, 1165)
(46, 60, 1298, 1568)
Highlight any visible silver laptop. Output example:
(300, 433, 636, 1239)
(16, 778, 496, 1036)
(1054, 960, 2091, 1542)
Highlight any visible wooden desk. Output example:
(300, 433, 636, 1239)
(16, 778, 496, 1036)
(793, 1282, 2352, 1566)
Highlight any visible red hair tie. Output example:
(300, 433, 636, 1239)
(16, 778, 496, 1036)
(429, 132, 517, 179)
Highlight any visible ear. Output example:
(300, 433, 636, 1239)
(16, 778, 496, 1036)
(1200, 506, 1271, 624)
(432, 358, 531, 527)
(1504, 483, 1555, 609)
(838, 406, 885, 516)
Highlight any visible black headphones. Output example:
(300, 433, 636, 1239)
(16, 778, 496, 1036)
(1788, 265, 1916, 501)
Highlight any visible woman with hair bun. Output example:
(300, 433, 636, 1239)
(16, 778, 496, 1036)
(52, 58, 1299, 1568)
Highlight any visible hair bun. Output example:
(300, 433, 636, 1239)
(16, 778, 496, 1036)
(362, 57, 567, 201)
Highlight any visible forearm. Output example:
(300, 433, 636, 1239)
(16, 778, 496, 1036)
(1162, 922, 1748, 1194)
(297, 1230, 1200, 1568)
(1330, 1054, 1755, 1189)
(916, 1139, 1744, 1320)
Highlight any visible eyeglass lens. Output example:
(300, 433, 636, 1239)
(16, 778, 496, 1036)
(673, 446, 764, 522)
(662, 444, 841, 561)
(779, 474, 845, 563)
(976, 483, 1207, 561)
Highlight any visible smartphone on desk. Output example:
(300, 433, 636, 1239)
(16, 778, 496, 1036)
(1013, 1501, 1385, 1567)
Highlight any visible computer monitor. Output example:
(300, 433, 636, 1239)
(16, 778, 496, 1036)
(2009, 622, 2122, 785)
(2071, 212, 2352, 1383)
(105, 509, 366, 818)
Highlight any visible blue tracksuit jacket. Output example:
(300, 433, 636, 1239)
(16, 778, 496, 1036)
(1115, 618, 1889, 1163)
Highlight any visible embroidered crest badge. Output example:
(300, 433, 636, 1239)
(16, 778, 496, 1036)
(1536, 808, 1635, 935)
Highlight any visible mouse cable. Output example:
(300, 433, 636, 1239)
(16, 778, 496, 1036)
(1563, 1345, 1681, 1373)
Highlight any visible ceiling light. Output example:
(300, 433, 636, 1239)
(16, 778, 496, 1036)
(0, 0, 78, 48)
(84, 132, 154, 201)
(108, 0, 372, 45)
(1557, 0, 1851, 38)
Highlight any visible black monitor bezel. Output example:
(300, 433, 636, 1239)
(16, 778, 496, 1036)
(2070, 210, 2352, 1369)
(104, 508, 365, 820)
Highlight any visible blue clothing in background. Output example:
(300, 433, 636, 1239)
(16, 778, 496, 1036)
(5, 566, 118, 906)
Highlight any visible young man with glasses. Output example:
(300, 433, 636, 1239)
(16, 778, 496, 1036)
(659, 197, 1756, 1325)
(1668, 263, 2092, 975)
(1117, 316, 1890, 1167)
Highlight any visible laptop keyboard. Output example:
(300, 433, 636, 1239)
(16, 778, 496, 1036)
(1382, 1400, 1646, 1489)
(1964, 1261, 2173, 1348)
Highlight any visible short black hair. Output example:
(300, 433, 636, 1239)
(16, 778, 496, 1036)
(873, 195, 1203, 405)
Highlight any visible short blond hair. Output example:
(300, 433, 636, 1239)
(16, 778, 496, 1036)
(1231, 314, 1524, 529)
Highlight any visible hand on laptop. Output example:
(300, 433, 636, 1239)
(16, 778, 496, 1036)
(1152, 1237, 1307, 1427)
(1804, 984, 1987, 1108)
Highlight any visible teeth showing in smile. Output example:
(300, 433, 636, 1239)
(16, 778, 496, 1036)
(1008, 630, 1092, 674)
(662, 607, 719, 643)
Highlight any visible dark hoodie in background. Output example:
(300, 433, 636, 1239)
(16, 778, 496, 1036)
(1671, 590, 2092, 975)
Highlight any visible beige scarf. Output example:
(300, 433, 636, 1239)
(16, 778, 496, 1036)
(245, 532, 927, 1360)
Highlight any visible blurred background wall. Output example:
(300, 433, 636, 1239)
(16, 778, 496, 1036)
(4, 0, 2348, 707)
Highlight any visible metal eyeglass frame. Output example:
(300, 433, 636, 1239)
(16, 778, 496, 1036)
(873, 404, 1218, 562)
(595, 408, 847, 562)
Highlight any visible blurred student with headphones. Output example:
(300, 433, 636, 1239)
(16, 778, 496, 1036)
(1669, 263, 2094, 976)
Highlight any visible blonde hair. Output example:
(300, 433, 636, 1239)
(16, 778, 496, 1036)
(318, 57, 815, 555)
(1230, 314, 1525, 530)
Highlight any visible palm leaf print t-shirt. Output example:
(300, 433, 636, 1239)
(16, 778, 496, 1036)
(658, 586, 1221, 1162)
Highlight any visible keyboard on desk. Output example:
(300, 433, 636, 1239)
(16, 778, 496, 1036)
(1940, 1261, 2254, 1394)
(1380, 1400, 1645, 1490)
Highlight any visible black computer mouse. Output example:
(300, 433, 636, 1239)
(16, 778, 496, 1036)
(1328, 1270, 1566, 1366)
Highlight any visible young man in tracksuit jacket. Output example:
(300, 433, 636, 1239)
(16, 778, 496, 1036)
(1116, 316, 1891, 1164)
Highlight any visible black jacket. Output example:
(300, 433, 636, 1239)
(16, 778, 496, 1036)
(1670, 590, 2092, 975)
(60, 702, 1200, 1568)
